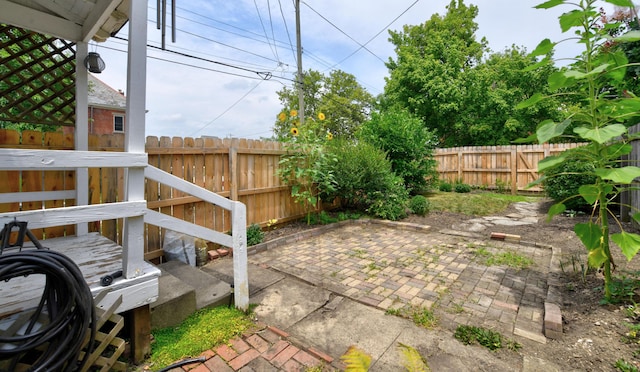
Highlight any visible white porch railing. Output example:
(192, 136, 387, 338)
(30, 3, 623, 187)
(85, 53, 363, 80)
(143, 165, 248, 310)
(0, 149, 249, 311)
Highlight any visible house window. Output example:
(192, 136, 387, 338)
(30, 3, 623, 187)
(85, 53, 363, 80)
(114, 115, 125, 133)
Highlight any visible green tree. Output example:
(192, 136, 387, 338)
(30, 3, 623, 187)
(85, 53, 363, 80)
(274, 69, 374, 140)
(382, 0, 569, 147)
(460, 46, 565, 145)
(521, 0, 640, 302)
(383, 0, 486, 146)
(358, 109, 438, 193)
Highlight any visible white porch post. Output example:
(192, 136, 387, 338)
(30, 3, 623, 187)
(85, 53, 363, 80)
(122, 0, 148, 278)
(75, 41, 89, 236)
(231, 201, 249, 311)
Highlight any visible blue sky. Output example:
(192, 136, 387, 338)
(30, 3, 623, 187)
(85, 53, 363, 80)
(93, 0, 613, 140)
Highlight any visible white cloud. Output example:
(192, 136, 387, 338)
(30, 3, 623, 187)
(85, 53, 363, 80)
(95, 0, 616, 140)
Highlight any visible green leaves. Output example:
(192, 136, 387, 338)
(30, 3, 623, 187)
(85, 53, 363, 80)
(530, 39, 555, 57)
(573, 124, 626, 144)
(594, 166, 640, 184)
(534, 0, 565, 9)
(614, 30, 640, 42)
(560, 10, 588, 32)
(537, 119, 570, 143)
(578, 184, 612, 204)
(575, 223, 603, 250)
(595, 166, 640, 184)
(546, 202, 566, 221)
(604, 0, 634, 7)
(538, 155, 566, 172)
(575, 223, 608, 268)
(611, 232, 640, 261)
(516, 93, 543, 109)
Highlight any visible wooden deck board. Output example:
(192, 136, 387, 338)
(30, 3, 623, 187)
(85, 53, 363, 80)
(0, 233, 160, 318)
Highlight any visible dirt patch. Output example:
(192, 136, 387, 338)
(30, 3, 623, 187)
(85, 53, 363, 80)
(263, 202, 640, 371)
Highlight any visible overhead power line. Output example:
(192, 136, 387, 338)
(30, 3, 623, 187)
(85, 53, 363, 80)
(254, 0, 279, 61)
(301, 1, 385, 64)
(277, 0, 297, 62)
(188, 77, 269, 137)
(323, 0, 420, 74)
(106, 37, 297, 84)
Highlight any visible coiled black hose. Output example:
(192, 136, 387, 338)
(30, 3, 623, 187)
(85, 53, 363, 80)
(0, 250, 96, 371)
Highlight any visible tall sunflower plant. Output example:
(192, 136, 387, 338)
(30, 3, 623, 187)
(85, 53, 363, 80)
(518, 0, 640, 301)
(277, 110, 337, 224)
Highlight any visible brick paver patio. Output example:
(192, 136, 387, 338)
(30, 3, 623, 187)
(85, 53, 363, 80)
(249, 220, 552, 343)
(172, 219, 554, 371)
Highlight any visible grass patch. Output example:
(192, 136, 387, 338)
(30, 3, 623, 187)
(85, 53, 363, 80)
(475, 247, 534, 270)
(454, 325, 521, 351)
(385, 305, 438, 328)
(424, 191, 539, 216)
(147, 306, 254, 368)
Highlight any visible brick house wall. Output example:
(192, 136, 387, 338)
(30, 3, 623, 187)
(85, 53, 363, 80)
(64, 73, 126, 135)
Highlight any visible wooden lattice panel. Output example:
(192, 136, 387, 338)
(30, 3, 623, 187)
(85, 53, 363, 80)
(0, 24, 76, 127)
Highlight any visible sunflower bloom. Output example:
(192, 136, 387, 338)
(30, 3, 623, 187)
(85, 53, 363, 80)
(290, 109, 298, 117)
(326, 131, 333, 140)
(290, 127, 299, 136)
(278, 112, 287, 121)
(292, 120, 299, 127)
(318, 112, 326, 121)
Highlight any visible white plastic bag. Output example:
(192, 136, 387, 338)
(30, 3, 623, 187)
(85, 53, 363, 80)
(163, 230, 196, 266)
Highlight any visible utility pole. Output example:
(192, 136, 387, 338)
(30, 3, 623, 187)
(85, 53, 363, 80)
(295, 0, 305, 124)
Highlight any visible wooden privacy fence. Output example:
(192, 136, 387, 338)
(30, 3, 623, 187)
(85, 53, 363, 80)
(435, 143, 585, 194)
(1, 129, 587, 258)
(0, 130, 306, 260)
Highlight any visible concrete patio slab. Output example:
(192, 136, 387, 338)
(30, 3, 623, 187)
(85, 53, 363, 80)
(251, 277, 330, 330)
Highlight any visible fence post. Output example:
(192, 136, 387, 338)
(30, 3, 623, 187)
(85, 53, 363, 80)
(457, 149, 463, 182)
(229, 139, 238, 201)
(231, 201, 249, 311)
(510, 148, 517, 195)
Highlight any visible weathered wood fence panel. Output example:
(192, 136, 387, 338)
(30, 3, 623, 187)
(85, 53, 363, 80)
(435, 143, 585, 193)
(625, 124, 640, 224)
(3, 129, 588, 259)
(0, 131, 307, 260)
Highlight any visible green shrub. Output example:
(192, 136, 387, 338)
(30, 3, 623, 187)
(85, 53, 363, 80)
(542, 150, 597, 211)
(454, 183, 471, 193)
(246, 223, 264, 246)
(409, 195, 430, 216)
(366, 175, 409, 220)
(324, 139, 397, 207)
(438, 181, 452, 192)
(358, 110, 438, 193)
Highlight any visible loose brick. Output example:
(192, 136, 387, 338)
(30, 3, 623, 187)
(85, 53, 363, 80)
(262, 340, 290, 361)
(245, 334, 270, 353)
(215, 344, 238, 361)
(267, 325, 290, 338)
(208, 250, 220, 260)
(217, 248, 230, 257)
(230, 337, 251, 354)
(544, 302, 563, 339)
(229, 349, 261, 370)
(271, 344, 300, 368)
(205, 355, 233, 372)
(308, 347, 334, 363)
(292, 350, 320, 367)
